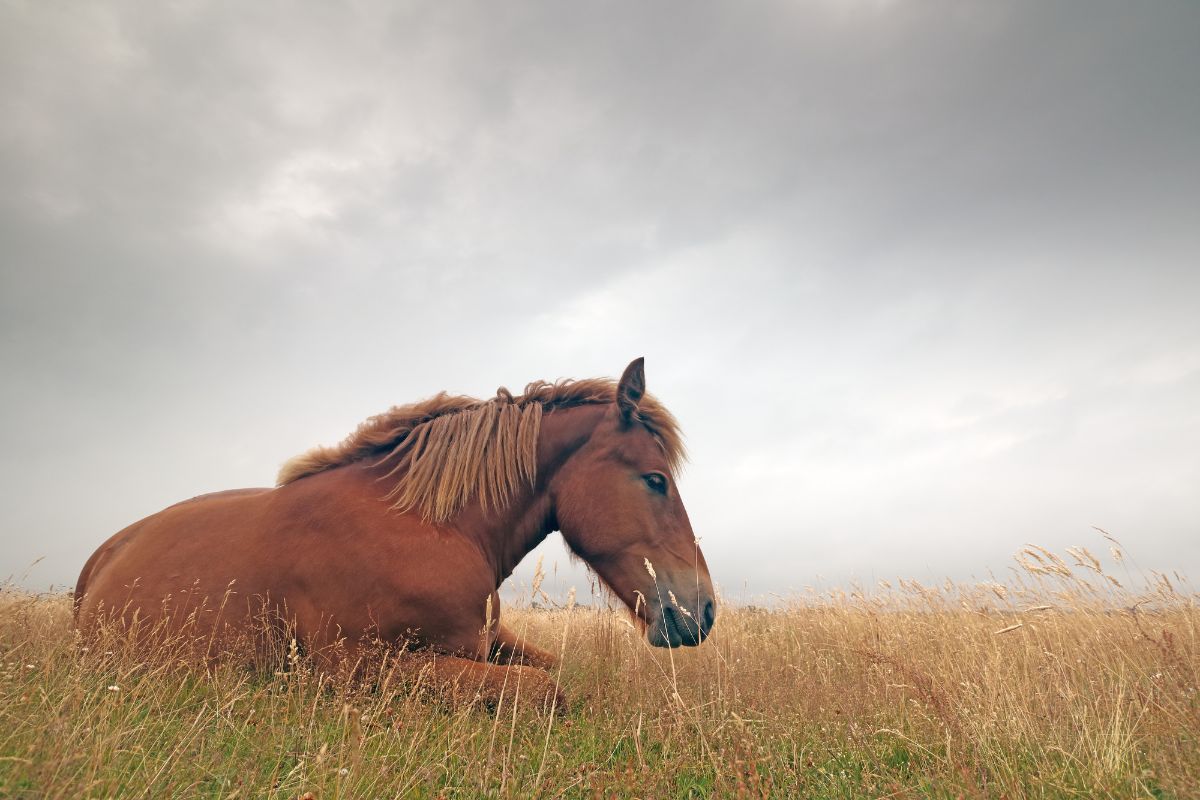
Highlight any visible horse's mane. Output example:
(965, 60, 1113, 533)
(277, 378, 685, 521)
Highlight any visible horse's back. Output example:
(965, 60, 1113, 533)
(165, 487, 273, 510)
(74, 487, 274, 627)
(74, 469, 498, 657)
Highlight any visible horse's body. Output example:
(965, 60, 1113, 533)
(75, 359, 715, 704)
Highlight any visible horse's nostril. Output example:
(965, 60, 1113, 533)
(703, 600, 715, 630)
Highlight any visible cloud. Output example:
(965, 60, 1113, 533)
(1, 1, 1198, 595)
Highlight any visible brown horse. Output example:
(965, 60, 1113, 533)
(74, 358, 715, 705)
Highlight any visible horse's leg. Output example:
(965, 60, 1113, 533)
(300, 624, 562, 708)
(491, 623, 558, 670)
(295, 609, 373, 683)
(401, 651, 564, 710)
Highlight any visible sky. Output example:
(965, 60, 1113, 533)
(2, 1, 1198, 603)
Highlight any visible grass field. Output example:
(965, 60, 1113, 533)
(1, 539, 1196, 799)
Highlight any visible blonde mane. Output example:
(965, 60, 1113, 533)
(277, 378, 685, 521)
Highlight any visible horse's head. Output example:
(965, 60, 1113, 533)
(552, 358, 716, 647)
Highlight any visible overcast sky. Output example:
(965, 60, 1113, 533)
(2, 1, 1197, 602)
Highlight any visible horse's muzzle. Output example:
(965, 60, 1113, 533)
(649, 595, 716, 648)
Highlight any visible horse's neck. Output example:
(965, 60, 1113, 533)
(456, 403, 608, 586)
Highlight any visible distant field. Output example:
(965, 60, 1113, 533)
(1, 544, 1196, 798)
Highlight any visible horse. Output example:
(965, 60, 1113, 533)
(74, 358, 716, 706)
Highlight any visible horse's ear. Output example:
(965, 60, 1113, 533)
(616, 357, 646, 425)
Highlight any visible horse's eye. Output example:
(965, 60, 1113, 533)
(643, 473, 668, 495)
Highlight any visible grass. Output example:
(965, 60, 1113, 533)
(0, 538, 1196, 799)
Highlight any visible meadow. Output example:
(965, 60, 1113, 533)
(1, 538, 1196, 799)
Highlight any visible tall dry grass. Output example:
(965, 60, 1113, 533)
(1, 537, 1196, 798)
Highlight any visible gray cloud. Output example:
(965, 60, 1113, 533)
(2, 1, 1198, 598)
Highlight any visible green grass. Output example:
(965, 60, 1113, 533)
(1, 543, 1197, 798)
